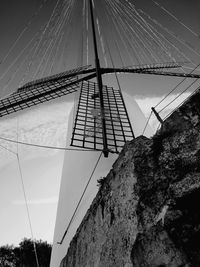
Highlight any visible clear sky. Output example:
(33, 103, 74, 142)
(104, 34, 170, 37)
(0, 0, 200, 247)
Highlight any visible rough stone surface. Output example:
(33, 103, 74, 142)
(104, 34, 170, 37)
(60, 90, 200, 267)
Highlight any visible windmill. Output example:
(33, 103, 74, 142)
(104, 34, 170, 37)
(0, 1, 199, 156)
(1, 0, 200, 266)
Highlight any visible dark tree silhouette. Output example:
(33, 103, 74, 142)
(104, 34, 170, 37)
(0, 239, 52, 267)
(0, 245, 16, 267)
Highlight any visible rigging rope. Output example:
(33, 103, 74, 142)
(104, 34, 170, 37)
(107, 0, 187, 65)
(1, 0, 48, 65)
(0, 31, 40, 83)
(0, 135, 100, 152)
(163, 84, 200, 121)
(24, 0, 75, 80)
(154, 62, 200, 109)
(138, 8, 200, 59)
(140, 15, 194, 67)
(32, 0, 67, 79)
(0, 144, 16, 156)
(113, 0, 163, 63)
(16, 154, 40, 267)
(99, 5, 123, 92)
(102, 1, 125, 67)
(123, 0, 177, 63)
(6, 29, 45, 91)
(137, 9, 198, 65)
(96, 17, 108, 67)
(46, 0, 78, 76)
(103, 1, 123, 66)
(107, 0, 142, 64)
(0, 142, 40, 267)
(0, 0, 65, 92)
(57, 151, 103, 245)
(151, 0, 200, 39)
(158, 78, 199, 114)
(105, 0, 139, 65)
(142, 111, 153, 136)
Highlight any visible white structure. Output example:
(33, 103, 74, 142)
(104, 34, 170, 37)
(50, 92, 153, 267)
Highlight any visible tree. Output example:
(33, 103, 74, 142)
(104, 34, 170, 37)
(0, 245, 17, 267)
(19, 238, 52, 267)
(0, 239, 52, 267)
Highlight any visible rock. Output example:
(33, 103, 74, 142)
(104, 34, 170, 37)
(131, 224, 188, 267)
(60, 88, 200, 266)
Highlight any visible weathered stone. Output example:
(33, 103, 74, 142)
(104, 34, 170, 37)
(60, 88, 200, 266)
(169, 173, 200, 199)
(131, 224, 188, 267)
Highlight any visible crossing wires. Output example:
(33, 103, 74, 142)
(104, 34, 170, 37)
(0, 143, 40, 267)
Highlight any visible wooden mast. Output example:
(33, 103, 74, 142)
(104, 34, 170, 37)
(89, 0, 109, 157)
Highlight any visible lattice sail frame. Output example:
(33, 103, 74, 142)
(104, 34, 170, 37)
(0, 66, 91, 118)
(71, 81, 134, 153)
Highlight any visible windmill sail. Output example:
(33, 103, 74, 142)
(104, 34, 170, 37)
(0, 66, 93, 118)
(71, 81, 134, 153)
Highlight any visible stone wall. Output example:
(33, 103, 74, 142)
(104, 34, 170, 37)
(60, 89, 200, 267)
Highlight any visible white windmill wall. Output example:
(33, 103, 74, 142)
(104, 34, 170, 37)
(123, 92, 153, 137)
(50, 93, 153, 267)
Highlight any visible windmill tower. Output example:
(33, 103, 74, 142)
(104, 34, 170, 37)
(0, 0, 200, 266)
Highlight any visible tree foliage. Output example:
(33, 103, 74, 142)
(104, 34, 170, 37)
(0, 239, 52, 267)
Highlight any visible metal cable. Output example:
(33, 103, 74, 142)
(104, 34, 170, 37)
(138, 8, 197, 66)
(0, 144, 16, 155)
(0, 31, 40, 82)
(0, 136, 101, 152)
(104, 0, 138, 65)
(158, 78, 199, 113)
(57, 151, 103, 245)
(112, 0, 164, 63)
(121, 0, 176, 63)
(1, 0, 48, 65)
(16, 154, 40, 267)
(0, 142, 40, 267)
(163, 84, 200, 120)
(151, 0, 200, 38)
(138, 8, 200, 59)
(154, 62, 200, 109)
(142, 111, 153, 135)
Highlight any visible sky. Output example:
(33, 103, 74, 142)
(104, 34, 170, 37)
(0, 0, 200, 248)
